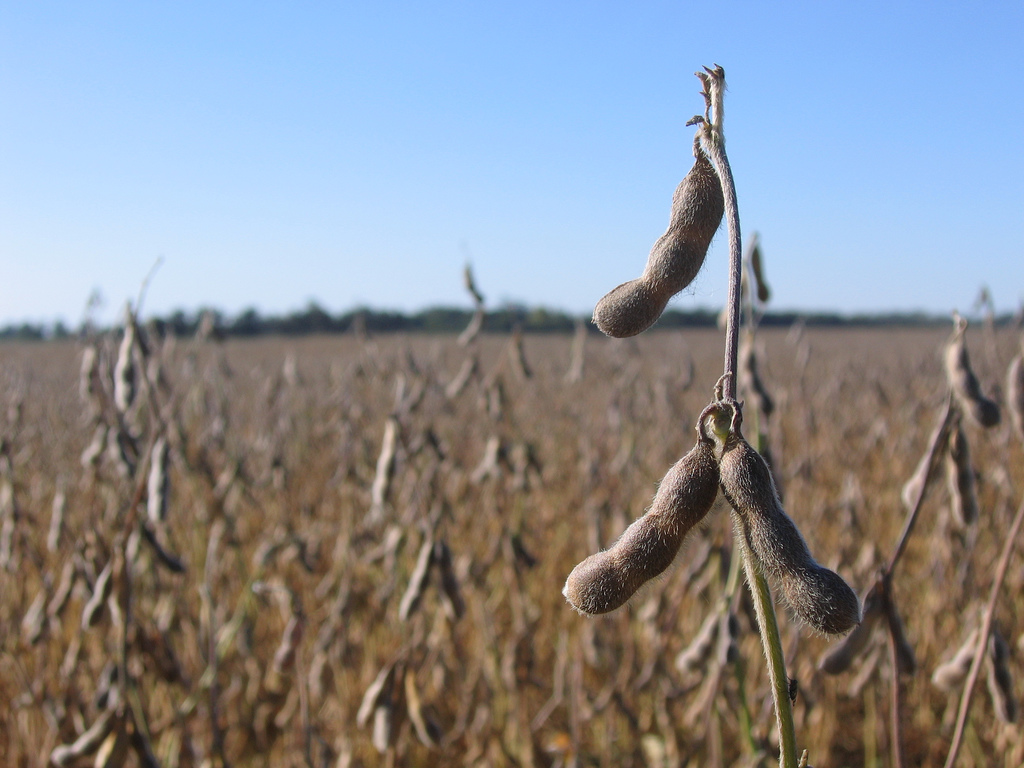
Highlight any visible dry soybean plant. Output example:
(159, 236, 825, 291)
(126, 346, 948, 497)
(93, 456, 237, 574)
(564, 65, 859, 768)
(816, 314, 1024, 767)
(3, 279, 1023, 766)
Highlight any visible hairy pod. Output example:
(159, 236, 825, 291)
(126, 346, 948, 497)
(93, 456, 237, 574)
(357, 662, 397, 729)
(717, 609, 741, 665)
(1008, 349, 1024, 444)
(434, 539, 465, 620)
(48, 485, 66, 553)
(944, 316, 1000, 428)
(399, 536, 434, 621)
(944, 421, 979, 528)
(986, 626, 1017, 723)
(82, 560, 113, 629)
(50, 710, 117, 767)
(884, 599, 917, 675)
(819, 582, 883, 674)
(114, 307, 137, 416)
(147, 436, 170, 524)
(675, 609, 721, 674)
(714, 404, 860, 635)
(405, 669, 443, 748)
(900, 406, 950, 513)
(564, 431, 720, 615)
(932, 629, 979, 691)
(748, 234, 771, 303)
(593, 141, 724, 338)
(739, 332, 774, 421)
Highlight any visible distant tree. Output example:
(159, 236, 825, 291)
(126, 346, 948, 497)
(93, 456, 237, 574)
(232, 307, 264, 336)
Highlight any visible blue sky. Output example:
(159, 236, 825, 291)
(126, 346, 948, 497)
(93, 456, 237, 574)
(2, 2, 1023, 328)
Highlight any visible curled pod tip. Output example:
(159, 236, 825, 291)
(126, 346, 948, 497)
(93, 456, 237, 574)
(564, 433, 720, 615)
(592, 279, 669, 339)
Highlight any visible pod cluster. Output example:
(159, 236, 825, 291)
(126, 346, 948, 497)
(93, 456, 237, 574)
(911, 315, 1006, 531)
(565, 400, 860, 637)
(592, 136, 724, 338)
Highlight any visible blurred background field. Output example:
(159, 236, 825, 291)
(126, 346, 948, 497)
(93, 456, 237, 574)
(1, 323, 1022, 767)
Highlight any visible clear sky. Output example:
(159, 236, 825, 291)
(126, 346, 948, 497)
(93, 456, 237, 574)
(3, 2, 1023, 328)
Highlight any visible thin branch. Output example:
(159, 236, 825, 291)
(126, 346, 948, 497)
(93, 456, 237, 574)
(885, 393, 955, 575)
(943, 491, 1024, 768)
(885, 597, 906, 768)
(696, 65, 743, 401)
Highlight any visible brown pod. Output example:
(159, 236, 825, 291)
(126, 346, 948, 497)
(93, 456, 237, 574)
(398, 536, 434, 621)
(50, 710, 117, 767)
(564, 428, 720, 615)
(944, 316, 1000, 428)
(715, 403, 860, 635)
(593, 139, 724, 338)
(748, 234, 771, 303)
(884, 599, 917, 675)
(932, 629, 979, 691)
(1007, 349, 1024, 444)
(675, 609, 721, 674)
(434, 539, 465, 620)
(945, 421, 979, 528)
(986, 626, 1017, 723)
(739, 332, 774, 421)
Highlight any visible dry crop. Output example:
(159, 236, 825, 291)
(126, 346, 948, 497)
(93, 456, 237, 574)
(1, 317, 1023, 767)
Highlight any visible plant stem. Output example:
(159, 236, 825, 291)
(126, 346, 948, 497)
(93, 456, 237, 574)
(740, 536, 798, 768)
(697, 65, 743, 402)
(885, 393, 955, 575)
(886, 610, 906, 768)
(699, 64, 797, 768)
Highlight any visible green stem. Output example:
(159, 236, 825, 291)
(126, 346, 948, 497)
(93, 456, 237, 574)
(740, 532, 798, 768)
(722, 544, 757, 754)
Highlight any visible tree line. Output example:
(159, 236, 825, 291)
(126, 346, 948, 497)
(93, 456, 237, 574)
(0, 302, 1015, 342)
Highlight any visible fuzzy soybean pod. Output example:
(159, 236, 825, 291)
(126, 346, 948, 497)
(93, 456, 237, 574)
(748, 234, 771, 304)
(739, 332, 774, 421)
(931, 628, 979, 692)
(944, 316, 1000, 428)
(714, 403, 861, 635)
(1008, 347, 1024, 444)
(945, 421, 979, 528)
(986, 626, 1017, 723)
(563, 422, 720, 615)
(593, 138, 724, 338)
